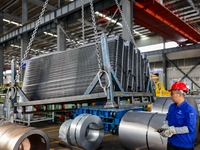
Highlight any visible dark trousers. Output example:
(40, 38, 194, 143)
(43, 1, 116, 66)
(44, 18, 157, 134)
(167, 143, 194, 150)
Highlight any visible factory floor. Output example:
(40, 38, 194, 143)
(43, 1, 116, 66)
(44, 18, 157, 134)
(31, 122, 200, 150)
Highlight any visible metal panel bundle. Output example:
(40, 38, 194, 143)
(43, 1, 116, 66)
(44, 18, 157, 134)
(122, 42, 150, 92)
(22, 35, 151, 101)
(22, 36, 124, 100)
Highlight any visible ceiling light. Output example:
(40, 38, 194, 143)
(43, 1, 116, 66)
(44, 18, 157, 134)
(3, 19, 22, 26)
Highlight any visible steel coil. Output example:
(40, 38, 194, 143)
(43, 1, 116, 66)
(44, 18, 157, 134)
(119, 111, 167, 150)
(151, 97, 171, 113)
(0, 103, 3, 116)
(59, 119, 73, 146)
(0, 123, 49, 150)
(59, 114, 104, 150)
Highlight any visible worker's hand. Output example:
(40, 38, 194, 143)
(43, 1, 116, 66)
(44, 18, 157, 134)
(159, 126, 176, 138)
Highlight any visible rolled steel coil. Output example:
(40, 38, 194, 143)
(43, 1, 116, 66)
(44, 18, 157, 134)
(0, 103, 3, 116)
(0, 123, 49, 150)
(59, 114, 104, 150)
(151, 97, 199, 139)
(119, 111, 167, 150)
(59, 119, 73, 146)
(186, 96, 200, 115)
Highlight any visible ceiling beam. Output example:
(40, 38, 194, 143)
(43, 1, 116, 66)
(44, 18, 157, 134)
(0, 0, 116, 44)
(143, 43, 200, 56)
(187, 0, 200, 15)
(35, 37, 56, 45)
(0, 0, 18, 12)
(77, 19, 108, 33)
(3, 13, 21, 22)
(27, 0, 57, 11)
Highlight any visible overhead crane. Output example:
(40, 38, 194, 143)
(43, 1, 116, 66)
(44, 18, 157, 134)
(107, 0, 200, 45)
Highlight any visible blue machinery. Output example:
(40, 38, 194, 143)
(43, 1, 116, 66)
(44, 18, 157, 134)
(3, 34, 154, 126)
(73, 106, 144, 134)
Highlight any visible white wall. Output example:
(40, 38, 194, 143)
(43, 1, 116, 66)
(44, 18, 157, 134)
(166, 66, 200, 90)
(148, 49, 200, 62)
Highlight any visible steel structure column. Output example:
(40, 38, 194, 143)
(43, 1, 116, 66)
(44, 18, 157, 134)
(0, 45, 3, 83)
(121, 0, 134, 41)
(20, 0, 29, 81)
(57, 22, 66, 51)
(162, 53, 167, 89)
(0, 14, 3, 83)
(58, 0, 65, 8)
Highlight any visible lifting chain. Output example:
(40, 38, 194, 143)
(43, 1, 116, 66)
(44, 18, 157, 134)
(81, 0, 85, 44)
(15, 0, 49, 82)
(90, 0, 103, 70)
(90, 0, 111, 94)
(115, 0, 137, 47)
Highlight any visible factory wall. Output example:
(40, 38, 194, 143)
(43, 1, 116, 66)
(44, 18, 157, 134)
(166, 65, 200, 90)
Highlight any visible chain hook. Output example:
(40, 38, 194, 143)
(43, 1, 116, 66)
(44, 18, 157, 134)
(97, 70, 111, 96)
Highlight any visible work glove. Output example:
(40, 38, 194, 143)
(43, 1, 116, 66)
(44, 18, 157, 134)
(161, 122, 169, 128)
(159, 126, 176, 138)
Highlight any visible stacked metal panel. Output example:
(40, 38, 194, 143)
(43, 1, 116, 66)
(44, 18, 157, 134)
(106, 36, 124, 91)
(22, 36, 150, 101)
(22, 36, 124, 100)
(121, 43, 128, 91)
(121, 42, 150, 92)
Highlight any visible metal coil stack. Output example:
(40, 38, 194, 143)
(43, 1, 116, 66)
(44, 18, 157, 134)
(0, 122, 49, 150)
(59, 114, 104, 150)
(21, 36, 150, 101)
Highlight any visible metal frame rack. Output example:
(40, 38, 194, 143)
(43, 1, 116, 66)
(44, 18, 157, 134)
(3, 34, 154, 126)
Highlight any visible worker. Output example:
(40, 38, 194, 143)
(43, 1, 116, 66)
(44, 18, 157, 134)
(159, 82, 198, 150)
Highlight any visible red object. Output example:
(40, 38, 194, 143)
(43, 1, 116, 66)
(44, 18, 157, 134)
(59, 115, 65, 122)
(169, 82, 188, 93)
(98, 10, 108, 24)
(66, 112, 71, 116)
(62, 104, 66, 110)
(34, 105, 40, 110)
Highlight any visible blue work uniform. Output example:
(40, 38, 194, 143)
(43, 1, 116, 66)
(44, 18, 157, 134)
(166, 100, 198, 148)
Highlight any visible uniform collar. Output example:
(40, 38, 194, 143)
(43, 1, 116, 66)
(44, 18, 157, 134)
(176, 100, 186, 108)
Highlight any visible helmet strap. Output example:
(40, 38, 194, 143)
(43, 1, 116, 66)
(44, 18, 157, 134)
(179, 90, 185, 96)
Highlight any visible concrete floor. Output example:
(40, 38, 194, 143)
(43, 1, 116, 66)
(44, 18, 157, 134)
(32, 122, 200, 150)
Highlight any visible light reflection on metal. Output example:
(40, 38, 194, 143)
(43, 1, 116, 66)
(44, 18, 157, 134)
(0, 123, 49, 150)
(119, 111, 167, 150)
(59, 114, 104, 150)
